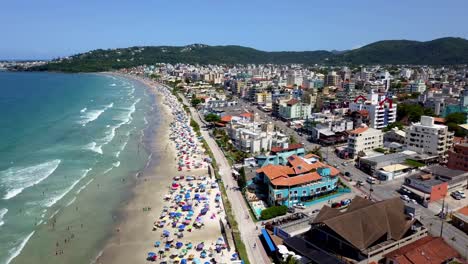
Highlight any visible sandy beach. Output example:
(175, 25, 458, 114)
(97, 76, 236, 264)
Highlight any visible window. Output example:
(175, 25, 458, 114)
(276, 194, 282, 199)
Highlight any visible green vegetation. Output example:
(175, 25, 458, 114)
(213, 128, 250, 164)
(289, 135, 297, 144)
(445, 112, 467, 137)
(260, 205, 288, 220)
(405, 159, 425, 168)
(191, 97, 203, 107)
(204, 113, 221, 123)
(397, 103, 434, 123)
(28, 38, 468, 72)
(280, 255, 301, 264)
(190, 118, 200, 136)
(383, 121, 405, 132)
(237, 167, 247, 191)
(374, 147, 387, 153)
(307, 146, 323, 161)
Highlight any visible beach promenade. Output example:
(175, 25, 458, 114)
(176, 91, 271, 264)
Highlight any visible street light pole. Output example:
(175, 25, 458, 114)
(439, 195, 446, 237)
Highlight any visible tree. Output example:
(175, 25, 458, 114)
(397, 103, 434, 123)
(260, 205, 288, 220)
(289, 135, 298, 144)
(383, 121, 404, 132)
(445, 112, 466, 124)
(307, 146, 323, 161)
(191, 97, 203, 107)
(204, 113, 221, 123)
(237, 167, 247, 191)
(281, 255, 301, 264)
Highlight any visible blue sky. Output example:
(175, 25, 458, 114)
(2, 0, 467, 59)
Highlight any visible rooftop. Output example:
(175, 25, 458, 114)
(270, 143, 304, 153)
(313, 197, 415, 251)
(384, 236, 461, 264)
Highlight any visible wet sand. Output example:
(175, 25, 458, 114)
(97, 76, 233, 264)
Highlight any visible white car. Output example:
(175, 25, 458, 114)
(400, 195, 410, 202)
(454, 191, 466, 198)
(295, 203, 306, 209)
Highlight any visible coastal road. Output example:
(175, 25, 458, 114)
(177, 91, 271, 264)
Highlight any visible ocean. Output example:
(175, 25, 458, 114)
(0, 71, 158, 264)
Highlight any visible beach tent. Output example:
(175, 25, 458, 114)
(147, 252, 157, 260)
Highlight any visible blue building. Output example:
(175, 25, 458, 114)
(255, 143, 305, 167)
(256, 155, 340, 207)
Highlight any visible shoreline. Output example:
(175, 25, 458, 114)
(96, 74, 237, 264)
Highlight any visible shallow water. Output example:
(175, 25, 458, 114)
(0, 72, 158, 264)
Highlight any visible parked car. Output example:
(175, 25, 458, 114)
(344, 171, 351, 177)
(287, 207, 296, 213)
(451, 192, 462, 200)
(341, 162, 347, 166)
(366, 177, 377, 184)
(400, 195, 410, 202)
(410, 199, 418, 204)
(356, 180, 364, 187)
(454, 190, 466, 198)
(295, 203, 306, 209)
(312, 209, 320, 214)
(331, 202, 341, 208)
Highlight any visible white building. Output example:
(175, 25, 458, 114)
(227, 118, 289, 154)
(349, 90, 397, 129)
(347, 126, 384, 158)
(406, 116, 454, 163)
(408, 80, 427, 93)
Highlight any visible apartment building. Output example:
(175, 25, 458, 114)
(347, 126, 384, 158)
(349, 90, 397, 129)
(406, 116, 454, 163)
(447, 143, 468, 171)
(278, 99, 312, 120)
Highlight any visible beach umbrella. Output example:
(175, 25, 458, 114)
(192, 258, 201, 264)
(176, 242, 183, 248)
(163, 230, 170, 237)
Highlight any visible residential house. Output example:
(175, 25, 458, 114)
(347, 126, 384, 158)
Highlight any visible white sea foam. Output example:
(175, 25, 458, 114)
(5, 231, 35, 264)
(113, 161, 120, 168)
(76, 178, 94, 194)
(101, 167, 113, 175)
(1, 160, 61, 200)
(0, 208, 8, 226)
(80, 107, 87, 113)
(110, 83, 116, 87)
(44, 168, 91, 208)
(79, 103, 114, 126)
(49, 209, 60, 220)
(85, 141, 103, 154)
(66, 197, 76, 207)
(115, 139, 129, 158)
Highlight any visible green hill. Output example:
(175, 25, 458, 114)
(31, 37, 468, 72)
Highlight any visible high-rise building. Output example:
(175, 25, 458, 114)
(406, 116, 454, 163)
(349, 90, 397, 129)
(325, 71, 340, 87)
(347, 126, 384, 158)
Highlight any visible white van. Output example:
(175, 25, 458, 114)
(366, 177, 377, 184)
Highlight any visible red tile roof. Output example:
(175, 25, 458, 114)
(240, 112, 253, 118)
(287, 99, 299, 106)
(220, 115, 232, 122)
(457, 206, 468, 216)
(271, 172, 321, 186)
(384, 236, 461, 264)
(349, 127, 369, 135)
(271, 143, 304, 153)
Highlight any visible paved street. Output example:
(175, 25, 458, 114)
(177, 92, 271, 264)
(235, 97, 468, 258)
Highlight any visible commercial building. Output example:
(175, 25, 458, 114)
(451, 206, 468, 234)
(256, 155, 340, 207)
(307, 197, 428, 263)
(347, 126, 384, 158)
(406, 116, 454, 163)
(325, 71, 340, 87)
(349, 91, 397, 129)
(358, 151, 420, 180)
(407, 80, 427, 93)
(447, 143, 468, 171)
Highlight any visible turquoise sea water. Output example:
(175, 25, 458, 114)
(0, 72, 156, 264)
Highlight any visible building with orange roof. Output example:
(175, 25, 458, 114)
(255, 154, 340, 207)
(255, 142, 306, 167)
(384, 236, 462, 264)
(278, 98, 312, 121)
(451, 206, 468, 234)
(347, 126, 383, 158)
